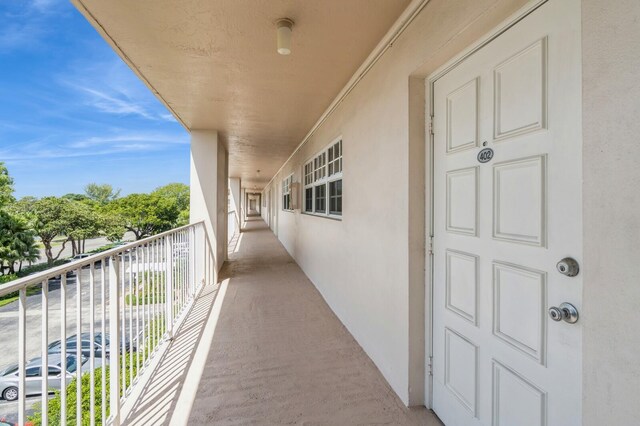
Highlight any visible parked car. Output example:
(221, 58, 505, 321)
(0, 354, 93, 401)
(47, 332, 135, 359)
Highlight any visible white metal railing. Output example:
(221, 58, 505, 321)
(0, 221, 214, 426)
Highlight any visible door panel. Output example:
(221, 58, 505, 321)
(432, 1, 582, 425)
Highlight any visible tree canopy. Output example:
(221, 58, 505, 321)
(84, 183, 121, 205)
(0, 162, 15, 207)
(0, 164, 190, 274)
(0, 212, 38, 274)
(0, 164, 39, 272)
(152, 183, 190, 226)
(107, 192, 182, 240)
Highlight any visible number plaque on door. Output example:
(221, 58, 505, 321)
(477, 147, 494, 163)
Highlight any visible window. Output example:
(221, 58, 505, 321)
(315, 184, 326, 213)
(303, 138, 342, 218)
(282, 175, 293, 211)
(25, 367, 41, 377)
(48, 366, 61, 377)
(305, 187, 313, 212)
(3, 365, 18, 376)
(329, 180, 342, 215)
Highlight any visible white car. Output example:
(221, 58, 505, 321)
(0, 354, 100, 401)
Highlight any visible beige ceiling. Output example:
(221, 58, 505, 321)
(73, 0, 412, 189)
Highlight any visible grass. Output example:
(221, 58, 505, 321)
(28, 317, 166, 425)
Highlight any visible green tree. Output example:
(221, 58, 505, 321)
(13, 197, 71, 266)
(0, 162, 15, 207)
(152, 183, 190, 226)
(107, 193, 180, 240)
(0, 212, 39, 274)
(84, 183, 121, 205)
(65, 201, 104, 255)
(62, 193, 90, 202)
(0, 164, 38, 275)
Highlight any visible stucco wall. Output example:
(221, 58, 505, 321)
(261, 0, 528, 405)
(582, 1, 640, 424)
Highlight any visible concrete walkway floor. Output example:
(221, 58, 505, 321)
(125, 217, 441, 425)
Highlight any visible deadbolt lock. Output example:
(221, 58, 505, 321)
(556, 257, 579, 277)
(548, 302, 579, 324)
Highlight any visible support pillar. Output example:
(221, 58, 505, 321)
(229, 177, 241, 237)
(190, 130, 229, 279)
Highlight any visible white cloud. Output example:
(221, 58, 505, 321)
(77, 86, 157, 120)
(69, 133, 188, 149)
(0, 131, 187, 162)
(30, 0, 59, 13)
(59, 60, 178, 122)
(0, 1, 66, 52)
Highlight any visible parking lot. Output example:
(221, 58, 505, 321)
(0, 268, 163, 421)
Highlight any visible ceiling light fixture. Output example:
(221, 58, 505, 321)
(276, 18, 294, 55)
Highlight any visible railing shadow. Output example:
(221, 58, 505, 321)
(122, 268, 227, 426)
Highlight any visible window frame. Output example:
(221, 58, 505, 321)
(302, 137, 343, 220)
(281, 174, 294, 212)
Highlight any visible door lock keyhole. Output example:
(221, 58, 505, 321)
(548, 302, 579, 323)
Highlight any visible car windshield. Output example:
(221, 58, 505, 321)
(1, 364, 18, 376)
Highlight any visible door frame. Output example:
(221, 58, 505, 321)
(424, 0, 549, 409)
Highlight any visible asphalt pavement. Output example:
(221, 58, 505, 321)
(0, 267, 165, 421)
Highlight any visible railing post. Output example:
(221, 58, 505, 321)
(166, 234, 174, 339)
(18, 288, 26, 426)
(109, 255, 121, 426)
(190, 226, 196, 297)
(41, 280, 49, 426)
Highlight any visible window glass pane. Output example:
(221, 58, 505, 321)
(48, 366, 61, 376)
(26, 367, 40, 377)
(329, 179, 342, 215)
(315, 185, 326, 213)
(4, 365, 18, 375)
(305, 188, 313, 212)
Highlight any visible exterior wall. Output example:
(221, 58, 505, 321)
(582, 1, 640, 424)
(190, 130, 228, 276)
(261, 0, 529, 405)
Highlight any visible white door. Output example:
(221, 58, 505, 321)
(432, 1, 582, 425)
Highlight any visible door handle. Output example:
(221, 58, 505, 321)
(548, 302, 579, 323)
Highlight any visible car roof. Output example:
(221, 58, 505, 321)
(27, 353, 77, 367)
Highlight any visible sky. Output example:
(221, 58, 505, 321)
(0, 0, 190, 199)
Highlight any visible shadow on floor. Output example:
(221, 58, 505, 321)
(122, 274, 226, 425)
(124, 218, 441, 425)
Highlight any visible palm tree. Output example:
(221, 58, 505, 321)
(0, 212, 39, 275)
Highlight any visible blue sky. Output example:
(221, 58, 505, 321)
(0, 0, 190, 199)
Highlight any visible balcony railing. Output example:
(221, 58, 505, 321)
(0, 221, 213, 426)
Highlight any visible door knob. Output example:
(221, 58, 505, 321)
(556, 257, 579, 277)
(548, 302, 579, 323)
